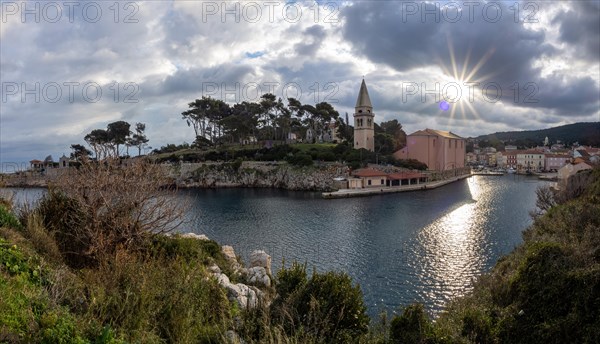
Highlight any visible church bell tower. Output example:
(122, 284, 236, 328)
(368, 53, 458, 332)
(353, 79, 375, 151)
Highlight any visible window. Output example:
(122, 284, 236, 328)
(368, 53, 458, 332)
(359, 110, 363, 113)
(368, 180, 372, 186)
(381, 179, 384, 185)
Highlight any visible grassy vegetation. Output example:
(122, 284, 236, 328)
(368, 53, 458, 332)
(1, 166, 598, 343)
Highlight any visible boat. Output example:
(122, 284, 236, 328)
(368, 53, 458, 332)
(507, 168, 516, 174)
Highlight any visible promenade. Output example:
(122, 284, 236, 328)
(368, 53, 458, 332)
(322, 174, 472, 199)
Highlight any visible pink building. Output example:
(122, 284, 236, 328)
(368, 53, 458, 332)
(393, 129, 466, 171)
(545, 154, 571, 172)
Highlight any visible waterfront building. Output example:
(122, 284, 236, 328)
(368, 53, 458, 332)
(545, 154, 571, 172)
(353, 80, 375, 151)
(394, 129, 466, 171)
(466, 152, 477, 165)
(517, 151, 545, 172)
(502, 151, 519, 169)
(487, 152, 497, 166)
(349, 168, 428, 188)
(351, 168, 388, 188)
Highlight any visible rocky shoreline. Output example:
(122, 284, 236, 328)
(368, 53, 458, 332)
(170, 161, 347, 192)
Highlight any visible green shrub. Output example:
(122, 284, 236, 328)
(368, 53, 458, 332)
(272, 264, 369, 343)
(0, 241, 85, 343)
(460, 308, 495, 344)
(275, 261, 308, 300)
(0, 205, 22, 230)
(146, 235, 233, 276)
(37, 191, 91, 268)
(0, 238, 44, 285)
(287, 153, 313, 167)
(389, 304, 431, 344)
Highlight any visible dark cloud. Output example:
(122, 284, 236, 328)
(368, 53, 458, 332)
(552, 1, 600, 61)
(294, 25, 327, 56)
(340, 1, 598, 114)
(141, 64, 256, 98)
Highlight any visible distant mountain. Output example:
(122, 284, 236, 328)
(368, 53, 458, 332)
(475, 122, 600, 146)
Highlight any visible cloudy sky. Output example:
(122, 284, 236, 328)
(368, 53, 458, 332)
(1, 0, 599, 169)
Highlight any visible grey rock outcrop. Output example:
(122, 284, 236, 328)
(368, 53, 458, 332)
(249, 250, 272, 275)
(212, 266, 264, 310)
(245, 266, 271, 288)
(173, 161, 348, 191)
(222, 245, 241, 270)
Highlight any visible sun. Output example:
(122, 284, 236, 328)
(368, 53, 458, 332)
(434, 33, 499, 127)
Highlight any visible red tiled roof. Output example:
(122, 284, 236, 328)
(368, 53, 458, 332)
(387, 172, 427, 180)
(520, 150, 545, 154)
(352, 168, 388, 177)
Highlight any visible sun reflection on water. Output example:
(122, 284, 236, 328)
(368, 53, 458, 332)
(413, 176, 490, 311)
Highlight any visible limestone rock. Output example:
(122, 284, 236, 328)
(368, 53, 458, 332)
(222, 245, 241, 270)
(246, 266, 271, 288)
(181, 232, 210, 240)
(213, 269, 265, 310)
(208, 264, 221, 274)
(249, 250, 272, 275)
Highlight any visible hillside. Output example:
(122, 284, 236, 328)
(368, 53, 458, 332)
(475, 122, 600, 146)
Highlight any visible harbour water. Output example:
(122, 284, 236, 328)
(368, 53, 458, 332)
(4, 174, 545, 317)
(181, 174, 544, 316)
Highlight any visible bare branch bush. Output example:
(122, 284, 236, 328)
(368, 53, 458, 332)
(43, 158, 187, 267)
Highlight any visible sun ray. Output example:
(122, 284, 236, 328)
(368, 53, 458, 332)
(446, 34, 459, 80)
(460, 45, 472, 82)
(459, 101, 467, 121)
(465, 47, 496, 82)
(463, 98, 481, 121)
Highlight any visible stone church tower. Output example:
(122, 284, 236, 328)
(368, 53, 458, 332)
(353, 79, 375, 151)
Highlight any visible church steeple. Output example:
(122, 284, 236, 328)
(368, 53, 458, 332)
(353, 79, 375, 152)
(355, 79, 373, 108)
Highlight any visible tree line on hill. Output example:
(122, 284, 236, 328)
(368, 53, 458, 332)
(70, 121, 149, 161)
(180, 94, 407, 153)
(71, 94, 409, 167)
(474, 122, 600, 149)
